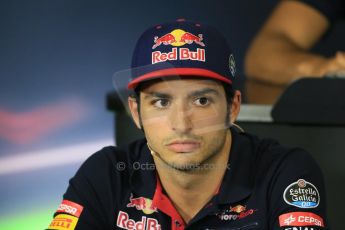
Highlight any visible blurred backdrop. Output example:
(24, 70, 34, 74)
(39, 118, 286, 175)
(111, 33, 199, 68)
(1, 0, 342, 229)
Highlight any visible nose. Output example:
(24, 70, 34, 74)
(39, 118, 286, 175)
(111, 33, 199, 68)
(169, 101, 192, 134)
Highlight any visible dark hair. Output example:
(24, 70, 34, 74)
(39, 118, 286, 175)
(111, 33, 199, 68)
(221, 82, 235, 105)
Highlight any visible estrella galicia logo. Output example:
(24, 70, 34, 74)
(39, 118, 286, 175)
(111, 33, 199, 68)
(283, 179, 320, 208)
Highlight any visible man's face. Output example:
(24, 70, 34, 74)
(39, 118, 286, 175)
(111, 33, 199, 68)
(129, 78, 237, 171)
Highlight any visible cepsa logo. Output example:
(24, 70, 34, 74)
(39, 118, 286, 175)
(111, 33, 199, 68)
(216, 205, 256, 221)
(116, 211, 161, 230)
(279, 212, 324, 227)
(56, 200, 84, 217)
(152, 29, 205, 64)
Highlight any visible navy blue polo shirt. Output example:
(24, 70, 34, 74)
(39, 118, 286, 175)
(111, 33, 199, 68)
(47, 129, 329, 230)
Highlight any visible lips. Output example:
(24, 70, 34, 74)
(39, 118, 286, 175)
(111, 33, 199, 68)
(166, 140, 200, 153)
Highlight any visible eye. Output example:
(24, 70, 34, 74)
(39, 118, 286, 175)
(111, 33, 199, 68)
(194, 97, 210, 106)
(153, 98, 170, 109)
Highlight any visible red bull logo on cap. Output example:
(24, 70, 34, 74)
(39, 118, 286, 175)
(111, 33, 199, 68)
(152, 29, 205, 49)
(127, 193, 157, 215)
(151, 29, 206, 64)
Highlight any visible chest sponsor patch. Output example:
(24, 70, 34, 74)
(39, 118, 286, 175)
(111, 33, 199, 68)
(116, 211, 161, 230)
(47, 213, 79, 230)
(283, 179, 320, 208)
(56, 200, 84, 217)
(127, 193, 158, 215)
(279, 212, 324, 227)
(216, 204, 257, 221)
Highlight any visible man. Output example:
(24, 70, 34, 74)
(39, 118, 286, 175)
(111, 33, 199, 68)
(245, 0, 345, 104)
(47, 19, 328, 229)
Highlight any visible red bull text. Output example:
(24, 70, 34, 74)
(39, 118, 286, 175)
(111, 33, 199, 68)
(117, 211, 162, 230)
(152, 48, 205, 64)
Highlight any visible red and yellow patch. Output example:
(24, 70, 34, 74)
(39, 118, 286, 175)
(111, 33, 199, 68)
(56, 200, 84, 217)
(47, 214, 79, 230)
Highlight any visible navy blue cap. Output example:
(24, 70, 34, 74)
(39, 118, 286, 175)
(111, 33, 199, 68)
(128, 19, 236, 89)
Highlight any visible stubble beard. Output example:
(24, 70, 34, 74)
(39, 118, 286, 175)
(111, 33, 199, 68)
(145, 104, 231, 173)
(150, 128, 229, 173)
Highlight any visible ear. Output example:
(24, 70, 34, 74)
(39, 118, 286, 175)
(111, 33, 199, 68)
(128, 96, 142, 129)
(229, 90, 241, 124)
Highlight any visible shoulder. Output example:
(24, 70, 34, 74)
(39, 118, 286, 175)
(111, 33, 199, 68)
(237, 131, 321, 176)
(237, 132, 328, 225)
(242, 131, 325, 194)
(75, 138, 148, 177)
(258, 137, 320, 175)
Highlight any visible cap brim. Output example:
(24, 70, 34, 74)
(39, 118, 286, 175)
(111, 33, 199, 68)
(127, 68, 232, 89)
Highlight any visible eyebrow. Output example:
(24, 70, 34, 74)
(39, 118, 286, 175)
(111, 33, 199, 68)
(144, 92, 172, 99)
(143, 88, 220, 99)
(188, 88, 220, 98)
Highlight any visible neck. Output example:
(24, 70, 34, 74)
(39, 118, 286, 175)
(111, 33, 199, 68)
(153, 130, 232, 223)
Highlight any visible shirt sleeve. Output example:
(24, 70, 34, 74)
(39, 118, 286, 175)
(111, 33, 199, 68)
(268, 149, 329, 230)
(46, 147, 116, 230)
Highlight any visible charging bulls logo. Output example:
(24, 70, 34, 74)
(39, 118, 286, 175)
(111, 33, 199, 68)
(152, 33, 176, 49)
(126, 193, 157, 215)
(152, 29, 205, 49)
(230, 205, 246, 213)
